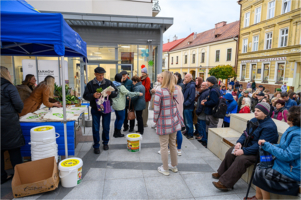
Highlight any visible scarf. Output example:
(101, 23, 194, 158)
(140, 74, 148, 81)
(273, 107, 285, 119)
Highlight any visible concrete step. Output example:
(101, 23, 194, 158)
(229, 113, 253, 133)
(208, 128, 241, 160)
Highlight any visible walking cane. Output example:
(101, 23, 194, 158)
(245, 153, 259, 199)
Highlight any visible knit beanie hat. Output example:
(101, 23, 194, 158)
(206, 76, 217, 85)
(255, 102, 270, 116)
(115, 73, 122, 83)
(141, 65, 147, 74)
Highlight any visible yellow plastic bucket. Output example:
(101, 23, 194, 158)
(126, 133, 142, 152)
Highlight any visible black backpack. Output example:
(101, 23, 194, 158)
(210, 88, 227, 119)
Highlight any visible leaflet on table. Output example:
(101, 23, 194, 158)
(43, 111, 73, 121)
(19, 113, 46, 122)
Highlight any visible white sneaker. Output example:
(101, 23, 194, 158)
(158, 150, 170, 154)
(168, 164, 178, 173)
(177, 150, 182, 156)
(158, 165, 170, 176)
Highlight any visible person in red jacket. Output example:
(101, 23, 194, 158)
(140, 65, 151, 127)
(239, 97, 251, 113)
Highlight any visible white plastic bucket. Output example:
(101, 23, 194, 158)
(30, 126, 57, 142)
(32, 155, 58, 162)
(126, 133, 142, 152)
(30, 142, 57, 150)
(59, 158, 83, 188)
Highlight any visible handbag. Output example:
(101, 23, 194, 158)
(127, 98, 136, 120)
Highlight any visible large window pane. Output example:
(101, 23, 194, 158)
(241, 65, 246, 80)
(263, 64, 269, 83)
(277, 63, 285, 83)
(251, 64, 256, 81)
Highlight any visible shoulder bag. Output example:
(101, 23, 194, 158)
(127, 98, 136, 120)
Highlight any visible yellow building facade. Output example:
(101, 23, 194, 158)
(168, 21, 239, 80)
(237, 0, 301, 92)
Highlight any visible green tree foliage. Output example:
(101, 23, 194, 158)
(208, 65, 237, 80)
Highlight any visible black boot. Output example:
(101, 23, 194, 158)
(113, 129, 118, 138)
(123, 126, 128, 132)
(116, 129, 124, 138)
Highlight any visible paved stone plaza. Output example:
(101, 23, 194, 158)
(1, 111, 255, 200)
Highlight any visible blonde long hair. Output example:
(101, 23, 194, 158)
(161, 71, 175, 97)
(37, 75, 55, 97)
(0, 66, 12, 83)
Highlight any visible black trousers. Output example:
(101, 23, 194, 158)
(223, 121, 230, 127)
(217, 147, 257, 188)
(123, 106, 134, 130)
(1, 148, 22, 183)
(136, 110, 144, 134)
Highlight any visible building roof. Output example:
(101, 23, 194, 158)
(172, 21, 240, 52)
(163, 33, 194, 52)
(163, 38, 185, 52)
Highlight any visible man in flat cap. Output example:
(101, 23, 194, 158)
(83, 67, 118, 153)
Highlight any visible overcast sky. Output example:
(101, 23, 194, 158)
(157, 0, 241, 43)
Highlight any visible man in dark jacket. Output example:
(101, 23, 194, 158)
(196, 82, 210, 145)
(182, 73, 195, 140)
(201, 76, 220, 131)
(83, 67, 118, 153)
(121, 71, 134, 132)
(212, 102, 279, 191)
(1, 75, 24, 183)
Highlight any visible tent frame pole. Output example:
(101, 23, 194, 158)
(85, 60, 90, 120)
(61, 56, 68, 158)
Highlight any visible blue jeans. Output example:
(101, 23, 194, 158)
(91, 108, 111, 148)
(176, 130, 183, 150)
(197, 119, 207, 143)
(115, 109, 125, 130)
(183, 109, 193, 137)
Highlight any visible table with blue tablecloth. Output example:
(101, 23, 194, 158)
(19, 104, 90, 157)
(20, 121, 76, 157)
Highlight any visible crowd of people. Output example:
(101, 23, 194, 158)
(1, 64, 300, 199)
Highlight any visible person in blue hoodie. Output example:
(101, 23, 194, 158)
(251, 106, 300, 199)
(223, 93, 238, 127)
(212, 102, 279, 191)
(182, 74, 196, 140)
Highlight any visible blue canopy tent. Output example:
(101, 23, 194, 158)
(1, 0, 88, 158)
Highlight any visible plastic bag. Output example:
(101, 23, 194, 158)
(96, 96, 105, 112)
(258, 145, 273, 169)
(103, 96, 111, 114)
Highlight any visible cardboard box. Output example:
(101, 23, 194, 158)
(12, 157, 59, 198)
